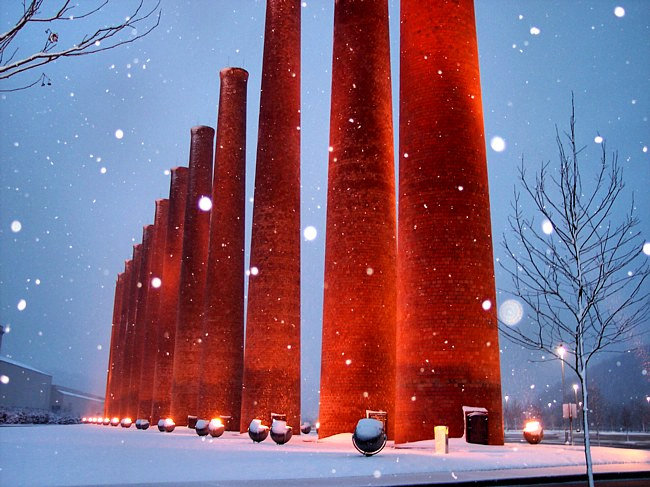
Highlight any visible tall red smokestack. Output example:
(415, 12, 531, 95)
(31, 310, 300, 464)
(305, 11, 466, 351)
(319, 0, 397, 439)
(396, 0, 504, 444)
(113, 260, 133, 418)
(104, 272, 125, 418)
(198, 67, 248, 425)
(170, 127, 215, 424)
(119, 245, 141, 420)
(241, 0, 301, 432)
(126, 225, 155, 418)
(137, 199, 169, 420)
(151, 167, 189, 422)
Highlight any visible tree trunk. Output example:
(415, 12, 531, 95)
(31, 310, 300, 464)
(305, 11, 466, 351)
(580, 372, 595, 487)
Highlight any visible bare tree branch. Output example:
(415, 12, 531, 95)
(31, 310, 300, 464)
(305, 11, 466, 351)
(0, 0, 161, 90)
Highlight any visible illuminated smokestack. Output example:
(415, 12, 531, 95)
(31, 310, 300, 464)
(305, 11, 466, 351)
(198, 67, 248, 424)
(240, 0, 301, 432)
(126, 225, 155, 419)
(104, 272, 125, 418)
(118, 245, 141, 420)
(151, 167, 189, 422)
(319, 0, 397, 439)
(170, 127, 215, 424)
(137, 199, 169, 420)
(396, 0, 503, 444)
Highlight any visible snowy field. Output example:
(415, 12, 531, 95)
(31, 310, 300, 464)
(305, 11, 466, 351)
(1, 425, 649, 486)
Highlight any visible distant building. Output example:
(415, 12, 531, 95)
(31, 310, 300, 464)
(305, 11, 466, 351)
(0, 356, 103, 418)
(0, 356, 52, 411)
(50, 385, 104, 418)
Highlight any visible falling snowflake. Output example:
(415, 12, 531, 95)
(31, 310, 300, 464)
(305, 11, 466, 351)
(17, 299, 27, 311)
(198, 196, 212, 211)
(114, 129, 124, 139)
(481, 299, 492, 311)
(614, 6, 625, 17)
(151, 277, 162, 288)
(10, 220, 22, 233)
(542, 219, 554, 235)
(499, 299, 524, 326)
(303, 226, 317, 241)
(594, 135, 603, 144)
(490, 136, 506, 152)
(529, 27, 541, 35)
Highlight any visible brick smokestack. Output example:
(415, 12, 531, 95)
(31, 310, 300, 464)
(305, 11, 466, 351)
(241, 0, 301, 432)
(170, 127, 215, 424)
(112, 259, 133, 418)
(396, 0, 504, 444)
(119, 245, 141, 420)
(104, 272, 125, 418)
(127, 225, 155, 419)
(151, 167, 189, 422)
(198, 67, 248, 425)
(137, 199, 169, 420)
(319, 0, 397, 439)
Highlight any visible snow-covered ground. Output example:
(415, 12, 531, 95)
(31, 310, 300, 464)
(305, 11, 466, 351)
(1, 424, 648, 486)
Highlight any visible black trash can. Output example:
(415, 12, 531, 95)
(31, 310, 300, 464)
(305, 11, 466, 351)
(466, 411, 489, 445)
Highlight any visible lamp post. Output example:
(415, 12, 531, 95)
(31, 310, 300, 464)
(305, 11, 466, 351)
(504, 395, 509, 431)
(573, 384, 580, 440)
(557, 345, 567, 444)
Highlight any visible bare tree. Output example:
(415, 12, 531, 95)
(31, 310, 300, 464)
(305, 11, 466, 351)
(499, 96, 650, 487)
(0, 0, 161, 91)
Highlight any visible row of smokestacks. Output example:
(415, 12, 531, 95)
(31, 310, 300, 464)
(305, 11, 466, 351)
(104, 0, 503, 444)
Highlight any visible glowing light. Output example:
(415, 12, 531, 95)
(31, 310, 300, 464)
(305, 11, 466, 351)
(198, 196, 212, 211)
(114, 129, 124, 139)
(345, 359, 352, 365)
(481, 299, 492, 311)
(614, 6, 625, 17)
(557, 345, 566, 358)
(0, 375, 9, 384)
(17, 299, 27, 311)
(524, 420, 542, 433)
(10, 220, 22, 233)
(303, 226, 317, 241)
(529, 27, 541, 35)
(151, 277, 162, 288)
(366, 267, 374, 276)
(250, 266, 259, 276)
(82, 417, 87, 423)
(572, 384, 579, 392)
(594, 135, 603, 144)
(542, 219, 554, 235)
(100, 167, 107, 174)
(499, 299, 524, 326)
(490, 136, 506, 152)
(642, 243, 650, 256)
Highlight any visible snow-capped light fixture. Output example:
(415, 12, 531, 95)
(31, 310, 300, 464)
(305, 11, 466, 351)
(110, 417, 120, 427)
(120, 417, 132, 428)
(195, 419, 210, 436)
(270, 419, 293, 445)
(208, 418, 225, 438)
(163, 418, 175, 433)
(523, 420, 544, 444)
(352, 418, 387, 456)
(248, 419, 269, 443)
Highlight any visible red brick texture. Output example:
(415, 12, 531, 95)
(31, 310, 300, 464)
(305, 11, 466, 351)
(137, 199, 169, 420)
(104, 272, 125, 418)
(240, 0, 301, 432)
(170, 127, 215, 425)
(151, 168, 189, 422)
(112, 260, 132, 418)
(119, 244, 142, 420)
(396, 0, 504, 444)
(198, 68, 248, 425)
(127, 225, 155, 419)
(319, 0, 397, 439)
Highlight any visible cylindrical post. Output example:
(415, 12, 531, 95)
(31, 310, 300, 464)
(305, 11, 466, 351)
(151, 167, 189, 422)
(319, 0, 397, 439)
(240, 0, 301, 433)
(396, 0, 504, 444)
(127, 225, 155, 419)
(119, 246, 141, 420)
(137, 200, 169, 420)
(104, 273, 125, 418)
(170, 127, 215, 424)
(198, 67, 248, 425)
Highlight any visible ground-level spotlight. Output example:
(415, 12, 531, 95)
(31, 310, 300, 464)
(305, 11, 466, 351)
(187, 415, 198, 429)
(248, 419, 269, 443)
(103, 417, 110, 425)
(82, 417, 87, 423)
(110, 417, 120, 427)
(163, 418, 175, 433)
(157, 419, 165, 432)
(270, 419, 293, 445)
(523, 420, 544, 444)
(300, 422, 312, 434)
(352, 418, 387, 456)
(120, 418, 133, 428)
(139, 419, 150, 430)
(315, 421, 320, 434)
(195, 419, 210, 436)
(209, 418, 225, 438)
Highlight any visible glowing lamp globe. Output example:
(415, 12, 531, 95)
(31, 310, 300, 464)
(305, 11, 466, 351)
(248, 419, 269, 443)
(163, 418, 175, 433)
(208, 418, 225, 438)
(121, 417, 133, 428)
(195, 419, 210, 436)
(82, 417, 87, 423)
(103, 417, 110, 425)
(110, 417, 120, 427)
(523, 420, 544, 444)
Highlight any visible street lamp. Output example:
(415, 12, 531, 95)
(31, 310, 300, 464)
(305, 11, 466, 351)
(504, 395, 509, 431)
(557, 344, 567, 443)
